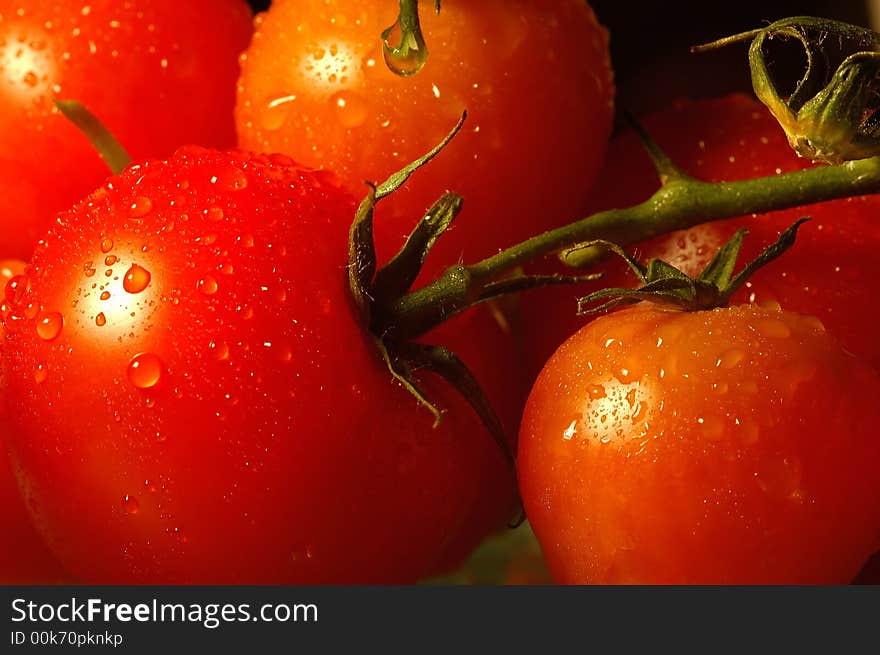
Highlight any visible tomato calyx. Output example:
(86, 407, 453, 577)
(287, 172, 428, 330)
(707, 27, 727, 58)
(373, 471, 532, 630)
(694, 16, 880, 164)
(576, 218, 809, 315)
(381, 0, 439, 77)
(53, 100, 131, 175)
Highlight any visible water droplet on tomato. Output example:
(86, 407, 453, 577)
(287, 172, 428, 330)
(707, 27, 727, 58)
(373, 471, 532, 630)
(238, 233, 254, 248)
(23, 302, 39, 319)
(717, 349, 745, 369)
(197, 276, 218, 296)
(35, 312, 63, 341)
(100, 237, 114, 253)
(209, 340, 230, 361)
(755, 317, 792, 340)
(83, 263, 96, 278)
(127, 352, 163, 389)
(100, 291, 110, 300)
(34, 364, 48, 384)
(122, 495, 140, 514)
(129, 197, 153, 217)
(204, 206, 225, 222)
(5, 274, 29, 307)
(275, 342, 293, 363)
(104, 255, 117, 266)
(212, 166, 248, 191)
(329, 90, 369, 128)
(123, 264, 151, 293)
(95, 312, 106, 326)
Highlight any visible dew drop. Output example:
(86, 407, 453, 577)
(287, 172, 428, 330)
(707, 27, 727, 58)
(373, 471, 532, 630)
(35, 312, 63, 341)
(197, 276, 218, 296)
(329, 90, 369, 128)
(104, 255, 117, 266)
(204, 206, 225, 222)
(381, 19, 426, 76)
(717, 348, 745, 369)
(100, 237, 114, 253)
(34, 364, 48, 384)
(95, 312, 106, 326)
(129, 197, 153, 217)
(122, 495, 140, 515)
(123, 264, 151, 293)
(5, 274, 29, 307)
(127, 352, 163, 389)
(213, 166, 248, 191)
(100, 291, 111, 300)
(209, 340, 230, 361)
(755, 317, 792, 340)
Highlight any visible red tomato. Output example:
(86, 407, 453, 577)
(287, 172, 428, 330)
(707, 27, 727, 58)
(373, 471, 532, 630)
(519, 303, 880, 584)
(0, 147, 516, 583)
(0, 0, 253, 259)
(0, 258, 69, 583)
(236, 0, 599, 568)
(522, 94, 880, 377)
(235, 0, 614, 275)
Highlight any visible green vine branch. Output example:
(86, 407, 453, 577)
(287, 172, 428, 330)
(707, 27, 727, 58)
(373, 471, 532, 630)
(377, 152, 880, 341)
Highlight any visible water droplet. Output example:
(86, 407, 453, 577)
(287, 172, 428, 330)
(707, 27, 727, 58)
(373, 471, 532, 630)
(204, 206, 225, 222)
(100, 291, 111, 300)
(238, 233, 254, 248)
(34, 364, 48, 384)
(83, 263, 96, 278)
(23, 302, 39, 319)
(209, 340, 230, 361)
(329, 90, 369, 128)
(127, 352, 163, 389)
(212, 166, 248, 191)
(717, 349, 745, 369)
(803, 315, 826, 332)
(275, 342, 293, 363)
(35, 312, 63, 341)
(122, 495, 140, 515)
(562, 419, 577, 440)
(104, 255, 117, 266)
(381, 19, 427, 76)
(123, 264, 151, 293)
(755, 317, 792, 339)
(100, 237, 114, 253)
(129, 196, 153, 217)
(197, 276, 218, 296)
(23, 70, 38, 87)
(5, 274, 29, 307)
(95, 312, 106, 326)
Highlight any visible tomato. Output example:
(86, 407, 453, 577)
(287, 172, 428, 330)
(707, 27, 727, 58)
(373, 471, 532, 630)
(0, 258, 70, 584)
(521, 94, 880, 378)
(235, 0, 614, 276)
(0, 0, 253, 259)
(0, 147, 516, 583)
(518, 303, 880, 584)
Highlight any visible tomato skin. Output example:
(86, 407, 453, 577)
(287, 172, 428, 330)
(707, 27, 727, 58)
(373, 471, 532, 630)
(236, 0, 614, 275)
(0, 0, 253, 259)
(0, 148, 515, 583)
(519, 303, 880, 584)
(0, 259, 69, 584)
(522, 95, 880, 378)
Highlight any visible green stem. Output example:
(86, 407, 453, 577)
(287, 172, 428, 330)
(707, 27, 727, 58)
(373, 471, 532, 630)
(381, 156, 880, 340)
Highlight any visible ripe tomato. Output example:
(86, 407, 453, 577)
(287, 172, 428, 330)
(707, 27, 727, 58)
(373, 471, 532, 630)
(236, 0, 614, 274)
(519, 303, 880, 584)
(0, 0, 253, 259)
(522, 94, 880, 377)
(0, 147, 516, 583)
(0, 258, 69, 584)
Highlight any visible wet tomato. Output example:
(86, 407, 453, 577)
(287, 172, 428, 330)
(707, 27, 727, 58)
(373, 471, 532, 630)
(522, 95, 880, 377)
(0, 258, 69, 583)
(0, 147, 516, 583)
(519, 303, 880, 584)
(236, 0, 614, 274)
(0, 0, 253, 258)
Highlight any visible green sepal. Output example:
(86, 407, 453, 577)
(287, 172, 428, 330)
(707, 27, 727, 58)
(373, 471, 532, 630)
(578, 219, 810, 314)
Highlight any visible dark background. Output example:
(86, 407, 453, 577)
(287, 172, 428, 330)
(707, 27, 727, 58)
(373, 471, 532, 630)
(244, 1, 871, 114)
